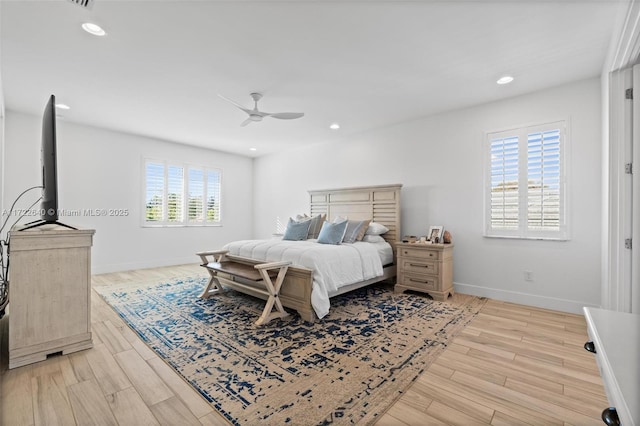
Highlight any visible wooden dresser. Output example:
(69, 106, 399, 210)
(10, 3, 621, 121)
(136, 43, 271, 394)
(394, 242, 453, 301)
(583, 307, 639, 426)
(8, 226, 95, 369)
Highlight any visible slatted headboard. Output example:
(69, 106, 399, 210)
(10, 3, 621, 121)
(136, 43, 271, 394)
(309, 184, 402, 258)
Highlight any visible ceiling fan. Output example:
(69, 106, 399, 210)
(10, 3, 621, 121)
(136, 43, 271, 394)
(219, 93, 304, 127)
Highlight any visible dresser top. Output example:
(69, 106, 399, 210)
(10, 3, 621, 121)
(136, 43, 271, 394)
(583, 307, 639, 426)
(397, 242, 454, 248)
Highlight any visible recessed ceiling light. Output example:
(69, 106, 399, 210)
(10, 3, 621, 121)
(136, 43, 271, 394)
(497, 76, 514, 85)
(249, 147, 257, 151)
(55, 103, 70, 110)
(329, 123, 340, 130)
(81, 22, 106, 36)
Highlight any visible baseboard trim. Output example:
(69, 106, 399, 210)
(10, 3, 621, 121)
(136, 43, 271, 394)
(454, 281, 600, 315)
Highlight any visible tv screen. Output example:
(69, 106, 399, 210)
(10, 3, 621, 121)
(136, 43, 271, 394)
(40, 94, 58, 223)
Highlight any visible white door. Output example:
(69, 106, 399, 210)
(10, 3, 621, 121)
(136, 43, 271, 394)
(632, 65, 640, 314)
(607, 67, 635, 313)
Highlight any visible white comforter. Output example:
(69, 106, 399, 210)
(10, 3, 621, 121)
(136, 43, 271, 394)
(223, 238, 388, 319)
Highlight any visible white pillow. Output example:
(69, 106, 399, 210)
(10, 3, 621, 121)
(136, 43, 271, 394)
(332, 215, 348, 224)
(294, 214, 311, 222)
(362, 234, 385, 243)
(365, 222, 389, 235)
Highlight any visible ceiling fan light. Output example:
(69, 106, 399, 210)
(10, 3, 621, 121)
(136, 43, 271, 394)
(219, 93, 304, 126)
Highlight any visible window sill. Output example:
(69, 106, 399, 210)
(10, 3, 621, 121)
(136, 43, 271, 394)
(483, 234, 568, 242)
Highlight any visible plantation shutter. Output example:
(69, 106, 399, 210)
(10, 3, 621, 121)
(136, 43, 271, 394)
(489, 134, 520, 230)
(527, 127, 562, 232)
(166, 165, 184, 222)
(145, 161, 164, 222)
(143, 159, 222, 226)
(206, 170, 221, 223)
(188, 168, 204, 222)
(485, 120, 567, 240)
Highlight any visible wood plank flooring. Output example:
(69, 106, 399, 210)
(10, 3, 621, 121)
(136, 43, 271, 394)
(0, 264, 607, 425)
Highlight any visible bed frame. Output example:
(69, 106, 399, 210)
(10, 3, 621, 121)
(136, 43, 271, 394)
(199, 184, 402, 322)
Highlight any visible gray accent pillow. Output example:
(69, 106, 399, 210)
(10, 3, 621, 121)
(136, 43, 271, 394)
(342, 220, 368, 244)
(317, 220, 348, 245)
(306, 214, 325, 239)
(283, 218, 311, 241)
(356, 219, 371, 241)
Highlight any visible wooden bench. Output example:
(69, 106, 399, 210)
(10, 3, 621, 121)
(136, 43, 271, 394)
(196, 250, 291, 325)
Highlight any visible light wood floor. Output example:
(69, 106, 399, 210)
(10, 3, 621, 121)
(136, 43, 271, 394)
(0, 264, 607, 425)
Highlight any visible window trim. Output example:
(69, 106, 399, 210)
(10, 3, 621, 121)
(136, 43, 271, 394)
(483, 119, 570, 241)
(141, 158, 223, 228)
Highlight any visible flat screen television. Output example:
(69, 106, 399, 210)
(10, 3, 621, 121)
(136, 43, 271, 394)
(41, 94, 58, 222)
(20, 94, 74, 230)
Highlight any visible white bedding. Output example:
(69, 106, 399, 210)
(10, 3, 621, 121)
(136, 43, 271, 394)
(223, 238, 392, 319)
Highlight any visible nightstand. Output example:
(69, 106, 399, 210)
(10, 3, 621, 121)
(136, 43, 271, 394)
(394, 242, 454, 301)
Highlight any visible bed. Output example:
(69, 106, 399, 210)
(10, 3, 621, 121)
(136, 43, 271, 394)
(199, 184, 402, 322)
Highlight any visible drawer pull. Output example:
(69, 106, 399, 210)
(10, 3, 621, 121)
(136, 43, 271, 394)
(584, 341, 596, 354)
(601, 408, 620, 426)
(409, 263, 429, 268)
(409, 278, 429, 284)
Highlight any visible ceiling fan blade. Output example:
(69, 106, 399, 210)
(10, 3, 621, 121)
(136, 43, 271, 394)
(268, 112, 304, 120)
(240, 118, 253, 127)
(218, 94, 252, 114)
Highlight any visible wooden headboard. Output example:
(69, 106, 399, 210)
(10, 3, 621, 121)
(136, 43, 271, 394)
(308, 184, 402, 252)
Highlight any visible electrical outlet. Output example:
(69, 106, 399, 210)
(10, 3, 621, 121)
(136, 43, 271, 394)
(524, 270, 533, 281)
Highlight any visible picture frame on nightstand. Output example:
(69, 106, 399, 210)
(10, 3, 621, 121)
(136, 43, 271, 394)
(427, 225, 443, 243)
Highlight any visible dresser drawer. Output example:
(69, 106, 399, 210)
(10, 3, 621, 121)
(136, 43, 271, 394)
(399, 247, 440, 260)
(400, 258, 439, 275)
(400, 273, 438, 290)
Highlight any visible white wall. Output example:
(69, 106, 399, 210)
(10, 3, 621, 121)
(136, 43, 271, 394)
(2, 79, 603, 312)
(3, 111, 253, 273)
(254, 78, 603, 313)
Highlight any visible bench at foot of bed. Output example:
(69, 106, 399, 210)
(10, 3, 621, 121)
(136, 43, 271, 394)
(197, 250, 292, 326)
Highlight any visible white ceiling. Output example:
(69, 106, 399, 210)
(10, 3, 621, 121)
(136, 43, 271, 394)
(0, 0, 629, 157)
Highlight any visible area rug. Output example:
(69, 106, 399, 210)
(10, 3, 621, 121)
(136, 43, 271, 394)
(95, 277, 486, 425)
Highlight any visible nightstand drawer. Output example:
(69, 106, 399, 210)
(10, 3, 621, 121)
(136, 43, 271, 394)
(399, 247, 440, 260)
(400, 273, 438, 290)
(400, 258, 438, 275)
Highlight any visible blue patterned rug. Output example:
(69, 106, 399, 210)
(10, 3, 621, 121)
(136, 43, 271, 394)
(95, 277, 485, 425)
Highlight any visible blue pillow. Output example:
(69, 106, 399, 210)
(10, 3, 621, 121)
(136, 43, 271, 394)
(283, 218, 311, 241)
(317, 220, 348, 245)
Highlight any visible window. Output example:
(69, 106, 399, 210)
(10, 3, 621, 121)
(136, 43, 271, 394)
(485, 120, 567, 240)
(144, 159, 221, 226)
